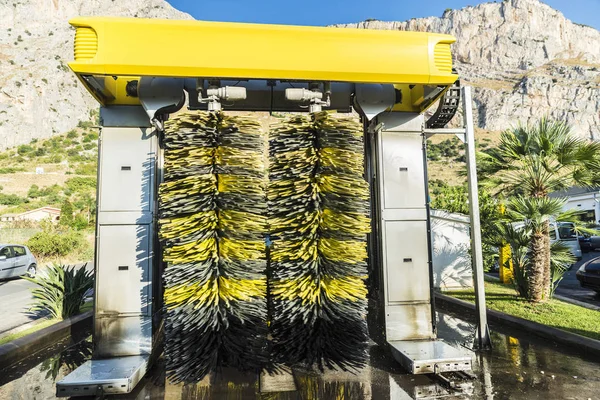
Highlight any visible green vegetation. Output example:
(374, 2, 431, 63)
(430, 180, 502, 271)
(480, 119, 600, 302)
(0, 318, 59, 346)
(26, 227, 85, 259)
(24, 264, 94, 320)
(448, 281, 600, 341)
(427, 138, 465, 162)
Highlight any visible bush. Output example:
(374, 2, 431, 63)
(0, 167, 25, 174)
(0, 193, 26, 205)
(77, 120, 94, 129)
(66, 130, 78, 139)
(74, 163, 97, 176)
(60, 199, 74, 227)
(72, 214, 89, 230)
(25, 264, 94, 319)
(65, 177, 96, 193)
(26, 230, 84, 258)
(35, 147, 47, 156)
(17, 144, 34, 155)
(28, 184, 40, 198)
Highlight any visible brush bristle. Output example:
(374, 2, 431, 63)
(159, 112, 268, 383)
(268, 112, 370, 371)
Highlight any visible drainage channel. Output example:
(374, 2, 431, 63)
(1, 310, 599, 399)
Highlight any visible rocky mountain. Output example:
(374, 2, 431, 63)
(0, 0, 192, 150)
(0, 0, 598, 150)
(337, 0, 600, 139)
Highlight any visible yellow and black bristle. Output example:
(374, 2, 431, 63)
(159, 112, 268, 383)
(268, 112, 370, 371)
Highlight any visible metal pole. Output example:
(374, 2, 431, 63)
(462, 86, 492, 350)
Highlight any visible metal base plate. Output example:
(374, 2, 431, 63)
(389, 340, 472, 375)
(56, 355, 148, 397)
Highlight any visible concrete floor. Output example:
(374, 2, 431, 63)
(1, 309, 599, 400)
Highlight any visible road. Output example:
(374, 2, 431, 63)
(0, 278, 39, 334)
(555, 251, 600, 308)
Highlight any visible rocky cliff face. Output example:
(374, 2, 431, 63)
(1, 0, 598, 149)
(0, 0, 191, 149)
(337, 0, 600, 139)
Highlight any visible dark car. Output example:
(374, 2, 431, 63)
(579, 235, 593, 253)
(576, 256, 600, 293)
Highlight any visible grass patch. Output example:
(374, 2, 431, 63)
(447, 281, 600, 341)
(0, 318, 58, 345)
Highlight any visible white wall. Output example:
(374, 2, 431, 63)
(562, 193, 600, 224)
(430, 209, 473, 291)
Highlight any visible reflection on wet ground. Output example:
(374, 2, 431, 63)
(1, 310, 599, 399)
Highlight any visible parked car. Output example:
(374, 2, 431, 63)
(576, 256, 600, 294)
(579, 235, 593, 253)
(0, 244, 37, 280)
(550, 222, 582, 260)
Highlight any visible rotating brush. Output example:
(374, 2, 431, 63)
(159, 112, 268, 383)
(268, 112, 370, 371)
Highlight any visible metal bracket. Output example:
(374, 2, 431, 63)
(197, 79, 247, 111)
(138, 77, 185, 129)
(285, 82, 331, 112)
(355, 83, 396, 120)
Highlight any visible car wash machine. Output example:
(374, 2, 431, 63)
(57, 17, 489, 397)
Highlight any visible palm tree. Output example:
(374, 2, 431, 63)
(480, 119, 600, 302)
(502, 196, 576, 301)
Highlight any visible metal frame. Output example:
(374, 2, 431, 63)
(424, 86, 491, 349)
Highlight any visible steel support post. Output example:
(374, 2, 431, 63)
(462, 86, 492, 350)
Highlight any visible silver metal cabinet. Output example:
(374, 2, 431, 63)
(96, 224, 151, 316)
(385, 220, 430, 303)
(94, 124, 157, 357)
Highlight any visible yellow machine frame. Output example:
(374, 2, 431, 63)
(69, 17, 457, 109)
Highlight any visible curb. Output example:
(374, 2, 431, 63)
(553, 294, 600, 311)
(0, 311, 93, 370)
(434, 292, 600, 357)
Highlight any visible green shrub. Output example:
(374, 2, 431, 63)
(35, 147, 47, 156)
(66, 130, 78, 139)
(83, 143, 95, 150)
(74, 163, 97, 176)
(72, 214, 89, 230)
(0, 193, 26, 205)
(26, 230, 84, 258)
(28, 184, 40, 198)
(67, 149, 79, 157)
(0, 167, 25, 174)
(25, 264, 93, 319)
(59, 199, 74, 226)
(77, 120, 94, 129)
(17, 144, 34, 155)
(65, 177, 96, 193)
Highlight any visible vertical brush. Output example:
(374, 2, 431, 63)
(268, 112, 370, 371)
(159, 112, 267, 382)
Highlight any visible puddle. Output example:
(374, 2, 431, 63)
(1, 311, 599, 399)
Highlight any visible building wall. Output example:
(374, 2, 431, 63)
(430, 209, 473, 291)
(562, 193, 600, 224)
(17, 210, 59, 222)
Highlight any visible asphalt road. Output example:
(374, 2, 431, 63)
(555, 251, 600, 308)
(0, 277, 39, 334)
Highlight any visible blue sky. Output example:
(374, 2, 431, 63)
(166, 0, 599, 30)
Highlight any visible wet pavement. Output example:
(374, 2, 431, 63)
(1, 310, 599, 400)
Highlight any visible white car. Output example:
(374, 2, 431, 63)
(0, 244, 37, 280)
(550, 222, 582, 260)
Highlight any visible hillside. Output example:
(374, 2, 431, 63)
(0, 0, 191, 150)
(336, 0, 600, 139)
(1, 0, 598, 150)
